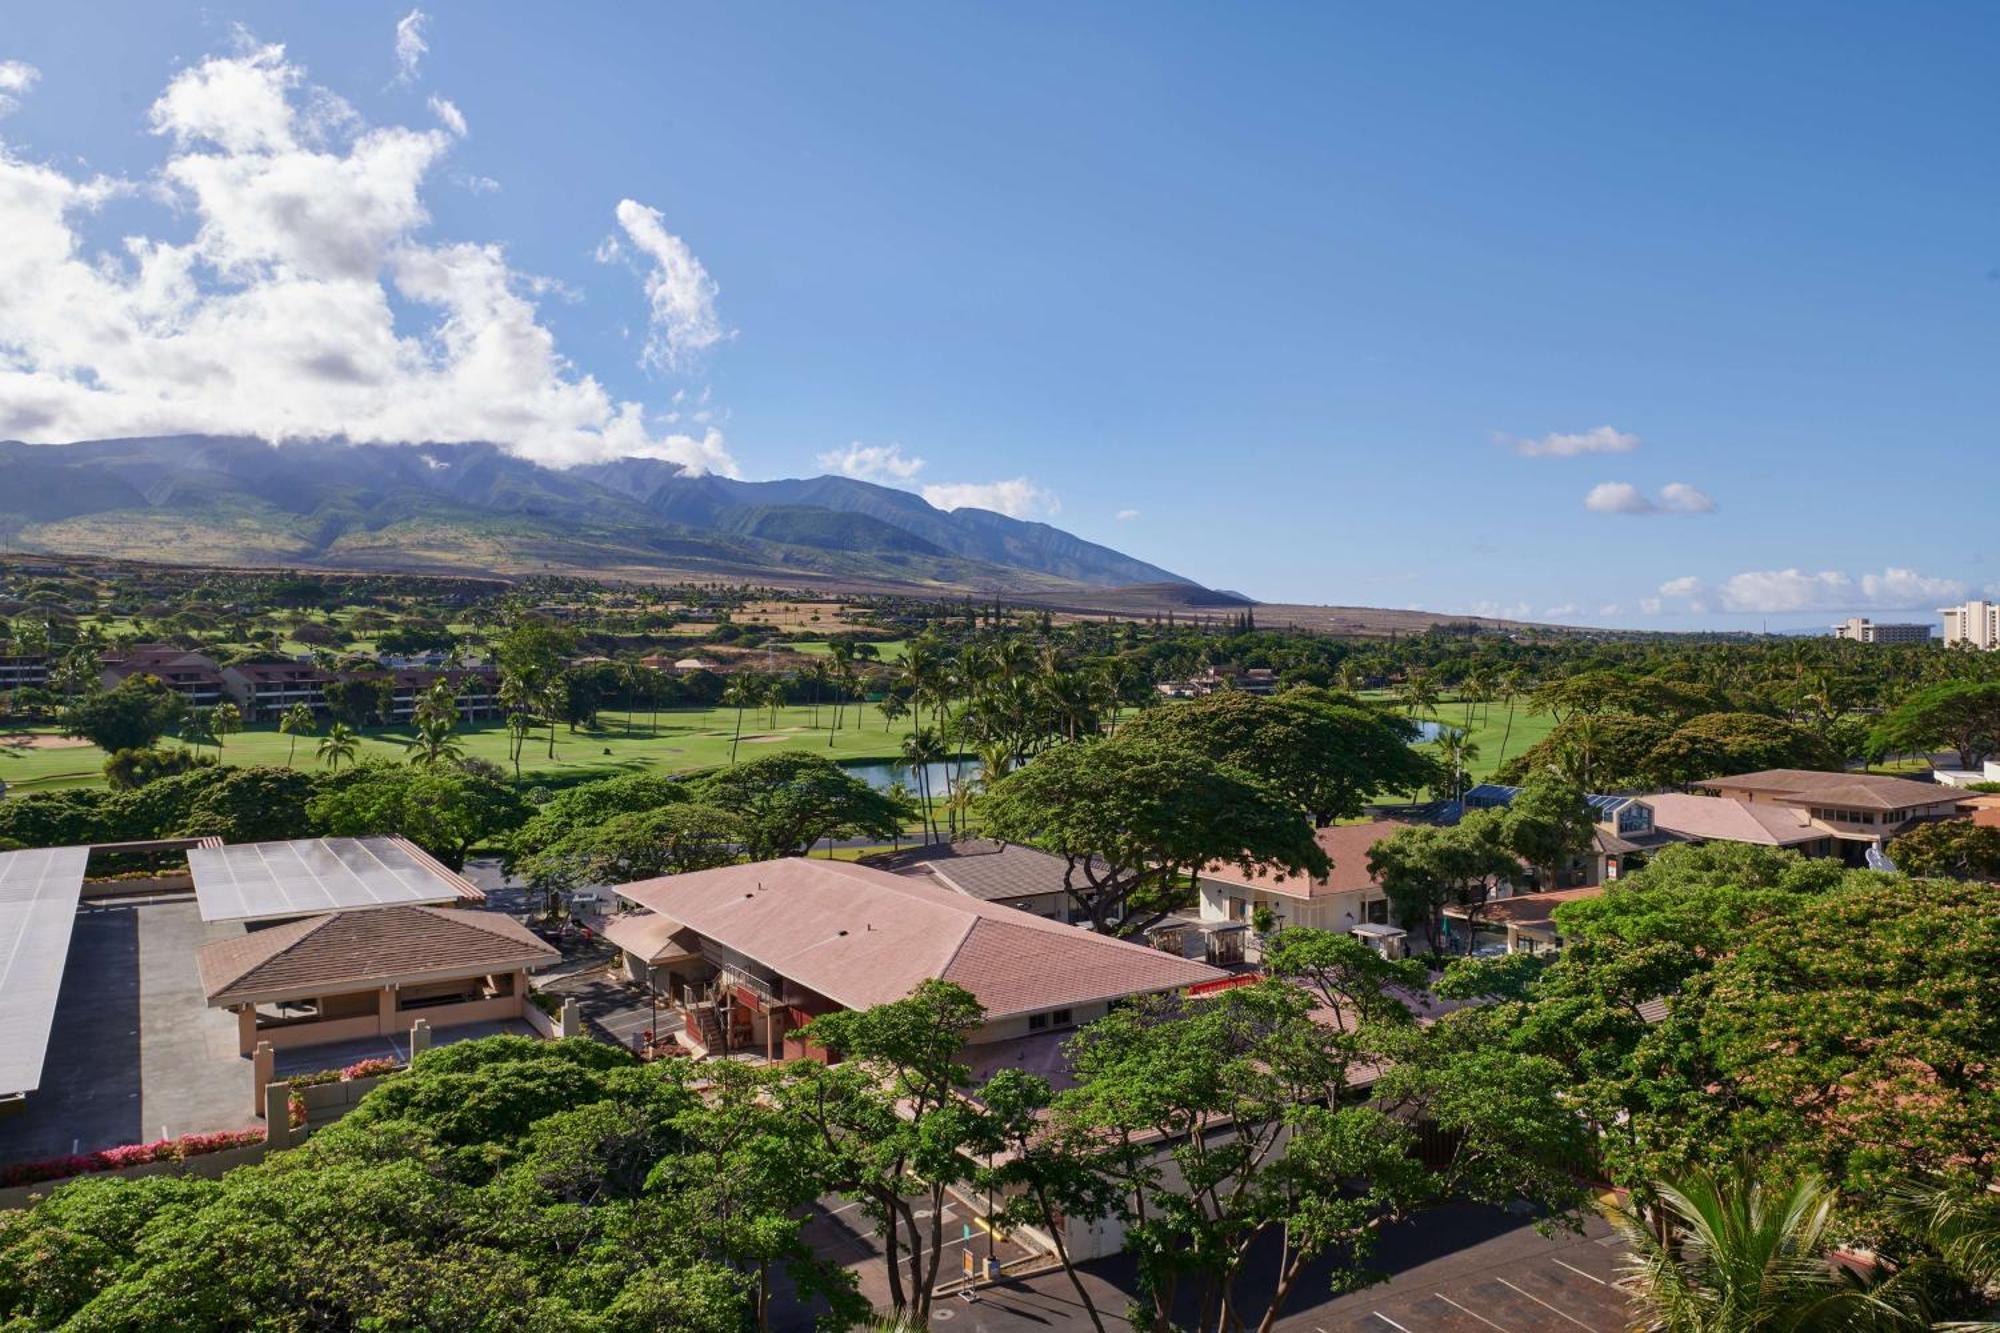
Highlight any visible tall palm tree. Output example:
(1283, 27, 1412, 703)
(210, 701, 242, 754)
(278, 703, 316, 766)
(1604, 1165, 1920, 1333)
(317, 722, 359, 772)
(898, 725, 945, 846)
(722, 676, 756, 765)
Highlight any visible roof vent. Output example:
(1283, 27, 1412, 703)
(836, 929, 848, 937)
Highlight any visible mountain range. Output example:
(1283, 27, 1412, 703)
(0, 436, 1201, 596)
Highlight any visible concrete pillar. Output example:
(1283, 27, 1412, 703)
(263, 1080, 291, 1150)
(559, 997, 581, 1040)
(409, 1018, 432, 1059)
(252, 1040, 275, 1117)
(377, 985, 398, 1033)
(237, 1007, 260, 1058)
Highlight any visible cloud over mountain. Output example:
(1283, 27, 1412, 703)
(0, 31, 735, 474)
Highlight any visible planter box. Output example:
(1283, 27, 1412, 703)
(0, 1141, 266, 1212)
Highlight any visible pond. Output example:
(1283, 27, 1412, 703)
(1410, 719, 1456, 742)
(841, 758, 983, 793)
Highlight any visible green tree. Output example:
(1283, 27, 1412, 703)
(518, 804, 744, 892)
(1502, 769, 1598, 890)
(1117, 688, 1439, 825)
(1367, 809, 1517, 953)
(404, 715, 466, 770)
(696, 751, 908, 860)
(308, 763, 529, 869)
(781, 980, 994, 1327)
(316, 721, 360, 771)
(1261, 925, 1427, 1031)
(1887, 818, 2000, 880)
(1870, 680, 2000, 770)
(1643, 711, 1837, 788)
(62, 675, 185, 753)
(209, 701, 242, 752)
(980, 733, 1329, 938)
(277, 702, 315, 766)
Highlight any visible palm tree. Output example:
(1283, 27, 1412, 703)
(498, 671, 537, 774)
(1604, 1165, 1920, 1333)
(1433, 728, 1479, 802)
(210, 701, 242, 754)
(405, 717, 465, 770)
(317, 722, 360, 772)
(876, 693, 908, 735)
(723, 676, 756, 765)
(899, 725, 946, 846)
(278, 703, 316, 766)
(505, 712, 531, 783)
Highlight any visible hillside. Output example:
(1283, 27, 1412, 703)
(0, 436, 1193, 596)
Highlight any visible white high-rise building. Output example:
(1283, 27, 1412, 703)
(1940, 600, 2000, 650)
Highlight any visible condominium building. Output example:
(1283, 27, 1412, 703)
(1831, 617, 1931, 645)
(1940, 600, 2000, 650)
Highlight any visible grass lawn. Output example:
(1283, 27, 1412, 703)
(1403, 698, 1561, 789)
(785, 638, 909, 662)
(0, 702, 923, 794)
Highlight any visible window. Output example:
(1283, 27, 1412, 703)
(1227, 895, 1248, 922)
(1363, 897, 1389, 925)
(1027, 1013, 1048, 1032)
(1053, 1009, 1073, 1027)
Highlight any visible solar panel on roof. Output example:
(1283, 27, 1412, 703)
(190, 837, 465, 923)
(0, 845, 91, 1098)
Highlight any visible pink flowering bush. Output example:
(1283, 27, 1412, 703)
(340, 1058, 398, 1081)
(0, 1126, 267, 1188)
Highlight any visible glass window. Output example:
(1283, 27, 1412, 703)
(1027, 1013, 1048, 1032)
(1053, 1009, 1073, 1027)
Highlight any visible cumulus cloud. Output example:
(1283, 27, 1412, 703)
(607, 199, 727, 373)
(393, 10, 428, 84)
(1658, 567, 1967, 614)
(1115, 508, 1140, 521)
(0, 40, 734, 473)
(818, 442, 924, 482)
(1583, 482, 1653, 515)
(921, 479, 1057, 520)
(1509, 425, 1639, 458)
(1542, 604, 1581, 618)
(0, 59, 38, 117)
(1584, 480, 1715, 515)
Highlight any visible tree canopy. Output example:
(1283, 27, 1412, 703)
(693, 752, 909, 860)
(307, 762, 528, 870)
(979, 732, 1329, 937)
(61, 675, 185, 753)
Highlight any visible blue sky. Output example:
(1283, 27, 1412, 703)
(0, 3, 1994, 629)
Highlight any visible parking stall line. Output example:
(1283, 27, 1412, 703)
(1370, 1314, 1417, 1333)
(1434, 1293, 1513, 1332)
(1550, 1259, 1608, 1286)
(1493, 1279, 1600, 1332)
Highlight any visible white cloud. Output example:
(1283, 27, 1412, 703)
(0, 40, 735, 474)
(1597, 603, 1623, 616)
(1510, 425, 1639, 458)
(1463, 600, 1532, 620)
(608, 199, 726, 373)
(393, 10, 429, 84)
(922, 479, 1057, 519)
(1115, 508, 1140, 521)
(1583, 482, 1653, 515)
(459, 173, 499, 194)
(1639, 597, 1663, 615)
(427, 94, 465, 137)
(1584, 480, 1715, 515)
(1657, 482, 1715, 513)
(819, 442, 924, 482)
(1542, 604, 1581, 619)
(0, 59, 38, 117)
(1657, 567, 1967, 614)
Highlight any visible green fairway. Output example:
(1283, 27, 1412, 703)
(1399, 696, 1561, 789)
(0, 702, 923, 794)
(785, 638, 909, 662)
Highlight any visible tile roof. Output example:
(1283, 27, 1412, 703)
(1700, 769, 1963, 811)
(1199, 819, 1417, 900)
(1645, 793, 1828, 846)
(1451, 885, 1604, 930)
(198, 905, 558, 1005)
(872, 838, 1087, 904)
(614, 858, 1224, 1020)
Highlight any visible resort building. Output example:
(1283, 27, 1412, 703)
(0, 654, 49, 691)
(1444, 884, 1604, 957)
(100, 644, 226, 706)
(1195, 819, 1422, 955)
(872, 838, 1082, 922)
(198, 906, 558, 1056)
(1461, 785, 1679, 887)
(1941, 600, 2000, 650)
(1832, 617, 1931, 644)
(1694, 769, 1966, 851)
(221, 660, 334, 721)
(602, 858, 1226, 1062)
